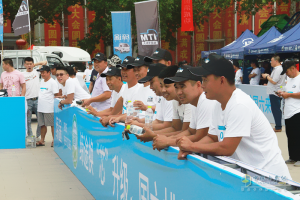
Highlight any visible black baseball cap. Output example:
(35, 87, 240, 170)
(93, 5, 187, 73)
(126, 55, 151, 68)
(116, 56, 135, 69)
(49, 63, 58, 69)
(88, 61, 93, 65)
(189, 54, 235, 81)
(37, 65, 50, 72)
(138, 63, 167, 83)
(281, 60, 296, 75)
(100, 66, 121, 77)
(92, 52, 107, 62)
(164, 65, 201, 84)
(144, 48, 173, 63)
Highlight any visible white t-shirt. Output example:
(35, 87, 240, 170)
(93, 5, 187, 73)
(209, 89, 291, 178)
(84, 69, 93, 82)
(155, 96, 173, 122)
(111, 84, 125, 108)
(172, 101, 193, 123)
(76, 74, 89, 93)
(235, 69, 243, 85)
(189, 93, 216, 130)
(267, 65, 286, 95)
(134, 85, 157, 118)
(62, 78, 91, 100)
(121, 83, 143, 114)
(284, 74, 300, 119)
(249, 68, 261, 85)
(38, 78, 59, 113)
(23, 70, 40, 99)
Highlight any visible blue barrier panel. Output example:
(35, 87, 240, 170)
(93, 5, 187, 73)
(54, 99, 296, 200)
(0, 97, 26, 149)
(85, 82, 90, 90)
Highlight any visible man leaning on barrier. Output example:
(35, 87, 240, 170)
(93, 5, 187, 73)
(176, 54, 292, 179)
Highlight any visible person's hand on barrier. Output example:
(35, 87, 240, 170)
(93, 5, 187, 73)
(86, 105, 97, 116)
(58, 102, 64, 110)
(136, 127, 156, 142)
(100, 116, 110, 127)
(81, 99, 91, 107)
(124, 121, 132, 133)
(133, 100, 147, 111)
(176, 136, 193, 152)
(178, 150, 191, 160)
(109, 116, 120, 127)
(153, 134, 170, 151)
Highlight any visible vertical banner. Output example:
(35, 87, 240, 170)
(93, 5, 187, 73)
(12, 0, 30, 36)
(111, 11, 132, 61)
(194, 22, 208, 62)
(135, 0, 160, 56)
(210, 9, 223, 50)
(255, 4, 272, 35)
(177, 28, 191, 63)
(0, 0, 3, 43)
(161, 40, 176, 63)
(224, 6, 234, 45)
(236, 2, 252, 38)
(44, 20, 61, 46)
(68, 4, 84, 47)
(276, 1, 290, 15)
(181, 0, 194, 31)
(88, 10, 105, 58)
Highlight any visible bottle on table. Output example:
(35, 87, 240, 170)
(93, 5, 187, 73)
(126, 125, 144, 135)
(11, 85, 16, 97)
(145, 106, 153, 130)
(126, 101, 134, 122)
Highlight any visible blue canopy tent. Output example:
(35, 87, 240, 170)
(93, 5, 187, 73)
(276, 39, 300, 53)
(222, 27, 280, 60)
(245, 22, 300, 55)
(201, 29, 257, 58)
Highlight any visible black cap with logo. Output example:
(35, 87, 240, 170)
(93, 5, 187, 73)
(144, 48, 173, 63)
(100, 66, 121, 77)
(164, 65, 201, 84)
(281, 60, 296, 75)
(127, 55, 151, 68)
(116, 56, 136, 69)
(138, 63, 167, 83)
(92, 52, 107, 62)
(37, 65, 50, 72)
(88, 61, 93, 65)
(189, 54, 235, 81)
(49, 63, 58, 69)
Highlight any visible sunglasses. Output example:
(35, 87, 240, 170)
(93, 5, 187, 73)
(56, 73, 65, 77)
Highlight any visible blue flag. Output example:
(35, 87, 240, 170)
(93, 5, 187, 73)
(111, 11, 132, 61)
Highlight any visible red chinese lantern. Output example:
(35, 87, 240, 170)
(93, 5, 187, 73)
(16, 39, 26, 46)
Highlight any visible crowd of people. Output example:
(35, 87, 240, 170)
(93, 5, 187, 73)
(1, 47, 299, 180)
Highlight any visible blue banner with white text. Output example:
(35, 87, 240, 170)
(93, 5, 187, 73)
(54, 99, 295, 200)
(111, 11, 132, 61)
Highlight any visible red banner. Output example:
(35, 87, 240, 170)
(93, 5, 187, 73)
(161, 40, 176, 64)
(177, 28, 191, 64)
(255, 3, 272, 35)
(237, 13, 253, 38)
(87, 10, 105, 58)
(224, 5, 234, 45)
(44, 20, 61, 46)
(181, 0, 194, 31)
(194, 22, 208, 62)
(209, 9, 223, 50)
(68, 4, 84, 47)
(4, 19, 11, 33)
(276, 1, 290, 15)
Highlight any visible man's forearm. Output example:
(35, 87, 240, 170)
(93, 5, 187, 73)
(96, 108, 113, 117)
(267, 76, 277, 85)
(89, 82, 94, 93)
(187, 128, 209, 142)
(90, 91, 111, 103)
(0, 83, 3, 90)
(153, 121, 172, 131)
(21, 85, 26, 96)
(154, 126, 176, 135)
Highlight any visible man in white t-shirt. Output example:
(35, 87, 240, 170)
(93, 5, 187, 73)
(36, 65, 59, 147)
(248, 59, 261, 85)
(83, 61, 93, 82)
(262, 55, 286, 132)
(277, 61, 300, 167)
(152, 66, 216, 150)
(233, 61, 243, 85)
(86, 66, 124, 117)
(177, 54, 291, 179)
(56, 66, 91, 108)
(22, 57, 41, 138)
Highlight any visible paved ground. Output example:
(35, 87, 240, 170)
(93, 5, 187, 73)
(0, 118, 299, 200)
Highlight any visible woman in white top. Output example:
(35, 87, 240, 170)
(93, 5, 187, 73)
(249, 59, 261, 85)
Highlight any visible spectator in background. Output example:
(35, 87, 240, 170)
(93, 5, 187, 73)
(260, 61, 272, 85)
(277, 61, 300, 166)
(83, 61, 93, 82)
(233, 61, 243, 84)
(36, 65, 59, 147)
(73, 66, 89, 93)
(0, 58, 26, 97)
(144, 48, 173, 66)
(262, 55, 286, 132)
(22, 57, 41, 138)
(248, 59, 261, 85)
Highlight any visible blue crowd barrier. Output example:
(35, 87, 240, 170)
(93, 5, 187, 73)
(54, 99, 299, 200)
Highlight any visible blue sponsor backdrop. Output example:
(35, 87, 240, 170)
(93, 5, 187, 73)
(111, 11, 132, 61)
(54, 99, 293, 200)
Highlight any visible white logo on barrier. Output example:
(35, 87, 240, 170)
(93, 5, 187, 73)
(72, 114, 78, 169)
(79, 132, 94, 175)
(97, 144, 108, 185)
(112, 155, 128, 200)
